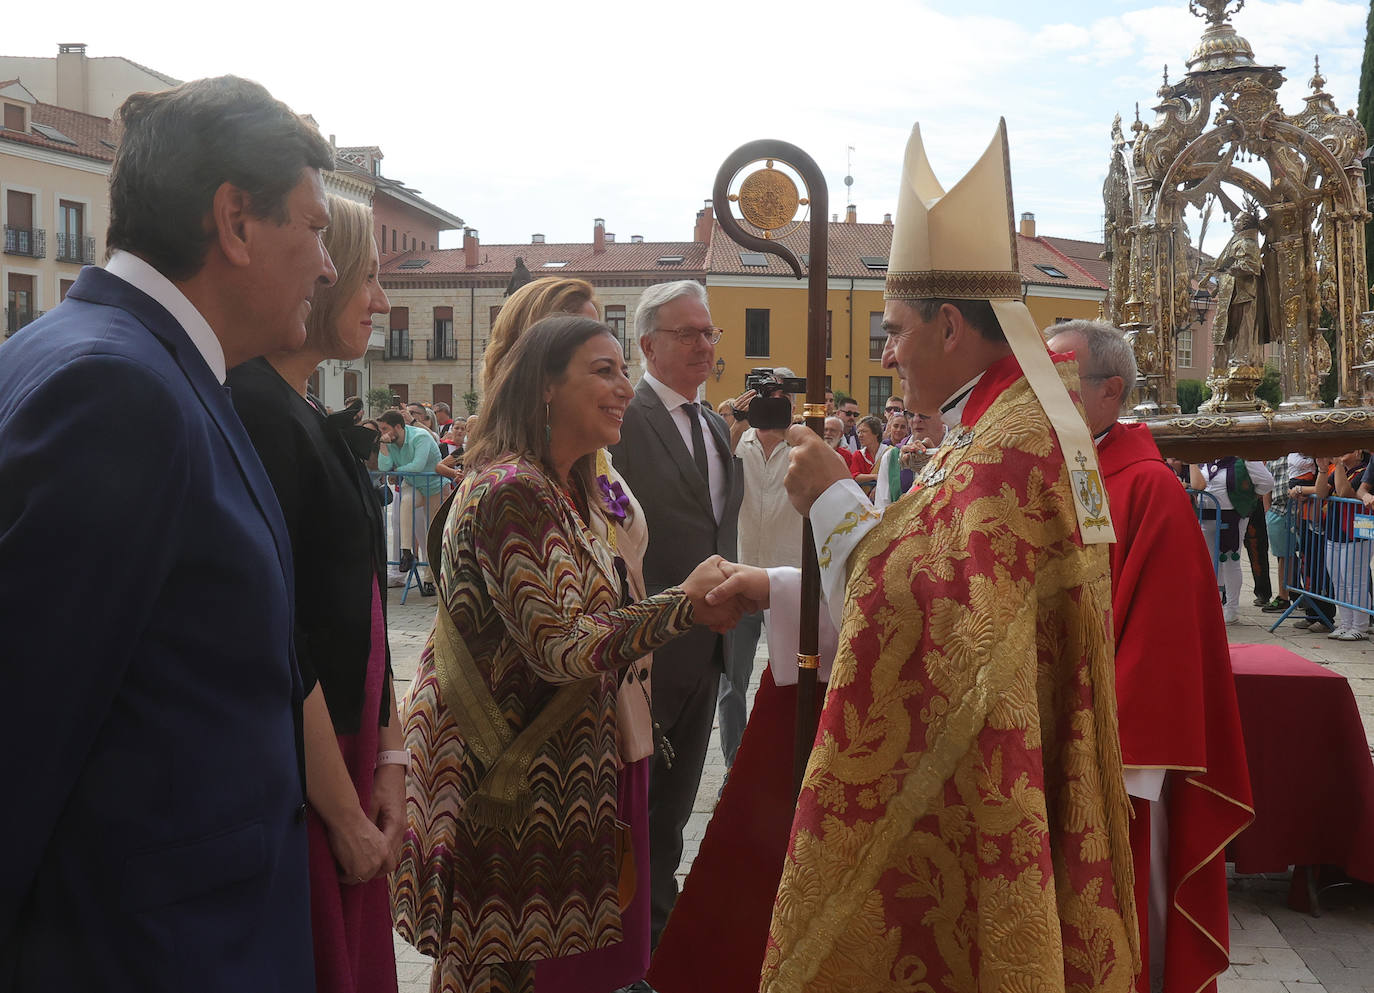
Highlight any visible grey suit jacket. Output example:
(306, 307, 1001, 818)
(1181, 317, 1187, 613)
(608, 380, 743, 716)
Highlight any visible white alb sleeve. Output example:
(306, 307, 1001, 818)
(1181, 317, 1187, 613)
(763, 566, 840, 685)
(809, 478, 883, 633)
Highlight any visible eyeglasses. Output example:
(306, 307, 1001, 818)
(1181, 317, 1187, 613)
(885, 406, 902, 413)
(658, 326, 723, 345)
(841, 409, 858, 417)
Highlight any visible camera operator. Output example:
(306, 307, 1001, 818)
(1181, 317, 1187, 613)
(716, 368, 804, 768)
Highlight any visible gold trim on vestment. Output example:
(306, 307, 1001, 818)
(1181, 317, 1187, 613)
(884, 268, 1023, 301)
(766, 377, 1137, 991)
(1170, 774, 1257, 993)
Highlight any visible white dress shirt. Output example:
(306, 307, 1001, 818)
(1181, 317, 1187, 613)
(105, 251, 227, 384)
(736, 427, 802, 569)
(642, 370, 726, 522)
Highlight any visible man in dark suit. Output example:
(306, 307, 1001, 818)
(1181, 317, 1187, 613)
(607, 280, 744, 950)
(0, 77, 336, 992)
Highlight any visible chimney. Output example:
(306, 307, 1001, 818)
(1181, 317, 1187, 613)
(56, 42, 89, 113)
(463, 228, 479, 268)
(593, 218, 606, 254)
(845, 204, 857, 224)
(883, 213, 893, 225)
(832, 213, 839, 222)
(605, 233, 615, 243)
(532, 233, 545, 244)
(693, 199, 715, 244)
(1019, 212, 1036, 238)
(631, 234, 644, 243)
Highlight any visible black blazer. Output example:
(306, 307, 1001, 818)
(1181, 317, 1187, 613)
(228, 358, 392, 733)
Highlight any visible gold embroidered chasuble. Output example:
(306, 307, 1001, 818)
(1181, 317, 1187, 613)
(762, 363, 1139, 993)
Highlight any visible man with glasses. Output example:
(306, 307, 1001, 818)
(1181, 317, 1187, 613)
(606, 280, 744, 954)
(837, 398, 861, 451)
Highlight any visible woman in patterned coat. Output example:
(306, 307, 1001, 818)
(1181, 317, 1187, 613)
(393, 314, 741, 993)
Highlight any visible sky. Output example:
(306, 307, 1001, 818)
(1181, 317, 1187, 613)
(6, 0, 1369, 253)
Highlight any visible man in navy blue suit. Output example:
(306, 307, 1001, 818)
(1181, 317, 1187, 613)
(0, 77, 337, 991)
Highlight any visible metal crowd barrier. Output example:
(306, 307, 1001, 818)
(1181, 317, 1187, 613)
(1268, 493, 1374, 632)
(1187, 488, 1225, 600)
(369, 470, 449, 604)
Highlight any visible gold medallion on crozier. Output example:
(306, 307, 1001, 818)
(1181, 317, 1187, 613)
(735, 166, 800, 231)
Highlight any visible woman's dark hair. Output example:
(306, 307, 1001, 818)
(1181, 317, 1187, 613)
(467, 314, 616, 493)
(107, 75, 334, 281)
(858, 415, 884, 446)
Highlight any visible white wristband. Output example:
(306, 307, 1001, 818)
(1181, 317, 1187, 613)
(376, 749, 410, 770)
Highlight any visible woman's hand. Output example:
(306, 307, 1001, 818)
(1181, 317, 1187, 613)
(370, 764, 407, 866)
(324, 807, 394, 884)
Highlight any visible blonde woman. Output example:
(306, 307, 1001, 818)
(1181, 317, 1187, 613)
(482, 276, 598, 391)
(228, 196, 402, 993)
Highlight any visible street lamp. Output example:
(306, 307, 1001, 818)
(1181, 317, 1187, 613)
(714, 357, 726, 381)
(1192, 287, 1212, 324)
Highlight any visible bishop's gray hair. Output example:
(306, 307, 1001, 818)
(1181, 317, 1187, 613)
(635, 280, 710, 341)
(1049, 319, 1138, 395)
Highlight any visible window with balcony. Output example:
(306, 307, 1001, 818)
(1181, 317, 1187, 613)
(386, 307, 411, 360)
(605, 305, 628, 356)
(6, 274, 37, 336)
(869, 311, 885, 360)
(868, 376, 893, 418)
(57, 200, 93, 264)
(745, 308, 769, 357)
(4, 190, 43, 259)
(429, 306, 456, 360)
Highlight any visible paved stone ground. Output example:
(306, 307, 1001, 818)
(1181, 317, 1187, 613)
(382, 553, 1374, 992)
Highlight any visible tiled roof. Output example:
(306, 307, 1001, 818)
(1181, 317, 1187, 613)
(705, 220, 895, 279)
(0, 100, 115, 163)
(705, 219, 1106, 291)
(1041, 236, 1110, 288)
(380, 239, 707, 278)
(1017, 236, 1104, 290)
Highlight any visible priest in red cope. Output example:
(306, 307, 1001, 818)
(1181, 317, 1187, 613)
(1046, 320, 1254, 993)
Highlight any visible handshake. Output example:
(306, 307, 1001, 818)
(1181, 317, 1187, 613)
(679, 556, 773, 633)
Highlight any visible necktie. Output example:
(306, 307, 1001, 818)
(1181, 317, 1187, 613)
(686, 402, 709, 485)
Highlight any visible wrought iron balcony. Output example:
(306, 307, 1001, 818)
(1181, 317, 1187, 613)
(4, 305, 43, 336)
(427, 337, 458, 360)
(383, 337, 412, 361)
(56, 232, 96, 264)
(4, 226, 46, 259)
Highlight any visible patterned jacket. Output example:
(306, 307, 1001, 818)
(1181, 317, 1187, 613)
(393, 458, 694, 965)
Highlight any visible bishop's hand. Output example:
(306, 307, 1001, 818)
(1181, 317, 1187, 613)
(784, 424, 851, 517)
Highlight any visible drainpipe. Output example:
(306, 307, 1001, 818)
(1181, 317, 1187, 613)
(469, 286, 476, 397)
(847, 277, 855, 400)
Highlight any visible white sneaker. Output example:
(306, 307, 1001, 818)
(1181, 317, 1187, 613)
(1223, 611, 1240, 624)
(1336, 628, 1369, 642)
(1328, 627, 1350, 640)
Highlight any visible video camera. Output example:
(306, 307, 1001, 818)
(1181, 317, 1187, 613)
(739, 367, 807, 430)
